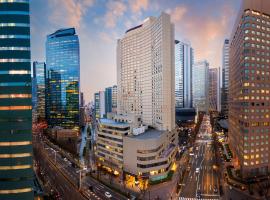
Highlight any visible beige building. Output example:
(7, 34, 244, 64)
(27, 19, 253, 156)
(96, 114, 177, 181)
(96, 13, 177, 183)
(229, 0, 270, 177)
(117, 12, 175, 131)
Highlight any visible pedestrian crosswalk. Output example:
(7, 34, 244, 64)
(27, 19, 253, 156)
(179, 198, 219, 200)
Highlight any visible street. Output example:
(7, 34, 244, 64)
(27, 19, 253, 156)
(33, 132, 128, 200)
(179, 115, 220, 200)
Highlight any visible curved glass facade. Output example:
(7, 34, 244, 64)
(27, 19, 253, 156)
(0, 0, 33, 199)
(46, 28, 80, 130)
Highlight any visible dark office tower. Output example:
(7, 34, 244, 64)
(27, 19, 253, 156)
(0, 0, 33, 199)
(46, 28, 80, 130)
(105, 87, 112, 115)
(229, 0, 270, 177)
(33, 62, 46, 122)
(221, 39, 229, 116)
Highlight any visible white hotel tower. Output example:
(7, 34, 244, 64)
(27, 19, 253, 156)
(117, 12, 175, 131)
(96, 13, 177, 183)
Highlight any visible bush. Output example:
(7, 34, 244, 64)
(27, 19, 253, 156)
(149, 170, 174, 185)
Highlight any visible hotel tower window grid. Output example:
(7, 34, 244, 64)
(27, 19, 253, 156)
(229, 0, 270, 176)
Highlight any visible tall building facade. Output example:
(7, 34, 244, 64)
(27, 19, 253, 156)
(33, 62, 46, 122)
(209, 68, 219, 112)
(94, 91, 105, 119)
(46, 28, 80, 130)
(96, 13, 177, 182)
(0, 0, 34, 199)
(105, 87, 112, 115)
(229, 0, 270, 177)
(221, 39, 230, 116)
(193, 60, 209, 112)
(175, 40, 193, 108)
(117, 12, 175, 131)
(112, 85, 117, 113)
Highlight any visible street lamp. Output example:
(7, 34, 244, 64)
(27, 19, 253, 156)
(77, 168, 87, 190)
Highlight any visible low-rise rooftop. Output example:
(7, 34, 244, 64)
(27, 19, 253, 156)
(99, 118, 129, 127)
(128, 128, 164, 140)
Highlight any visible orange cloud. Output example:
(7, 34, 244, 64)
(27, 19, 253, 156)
(171, 4, 235, 67)
(48, 0, 94, 28)
(104, 0, 127, 28)
(169, 6, 187, 23)
(129, 0, 148, 13)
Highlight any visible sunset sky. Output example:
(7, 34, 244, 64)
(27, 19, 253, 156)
(31, 0, 241, 103)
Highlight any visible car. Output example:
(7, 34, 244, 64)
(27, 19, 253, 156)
(196, 190, 202, 198)
(63, 158, 67, 161)
(105, 192, 112, 198)
(88, 185, 93, 191)
(213, 185, 218, 193)
(195, 167, 200, 173)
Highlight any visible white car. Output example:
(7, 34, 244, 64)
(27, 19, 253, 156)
(195, 167, 200, 173)
(105, 192, 112, 198)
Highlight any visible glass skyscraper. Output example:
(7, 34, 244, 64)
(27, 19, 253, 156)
(193, 60, 209, 112)
(33, 61, 46, 122)
(46, 28, 80, 130)
(0, 0, 33, 199)
(105, 87, 112, 115)
(175, 40, 193, 108)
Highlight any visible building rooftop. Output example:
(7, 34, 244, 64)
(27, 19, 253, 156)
(47, 28, 76, 39)
(99, 118, 129, 127)
(129, 128, 164, 140)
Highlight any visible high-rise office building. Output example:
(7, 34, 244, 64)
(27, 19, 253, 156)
(105, 87, 112, 115)
(221, 39, 230, 116)
(193, 60, 209, 112)
(96, 13, 177, 182)
(80, 92, 84, 107)
(46, 28, 80, 130)
(33, 62, 46, 122)
(112, 85, 117, 113)
(209, 68, 219, 112)
(175, 40, 193, 108)
(94, 91, 105, 119)
(229, 0, 270, 177)
(117, 12, 175, 131)
(0, 0, 33, 199)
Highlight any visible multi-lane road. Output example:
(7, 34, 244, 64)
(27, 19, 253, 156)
(33, 132, 128, 200)
(179, 115, 220, 200)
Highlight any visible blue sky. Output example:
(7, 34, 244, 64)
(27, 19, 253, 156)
(31, 0, 241, 103)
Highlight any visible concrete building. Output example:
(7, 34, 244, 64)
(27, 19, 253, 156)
(193, 60, 209, 112)
(96, 13, 177, 183)
(221, 39, 230, 116)
(96, 114, 177, 182)
(94, 91, 105, 119)
(208, 68, 219, 112)
(117, 12, 175, 131)
(112, 85, 117, 113)
(175, 40, 193, 109)
(229, 0, 270, 177)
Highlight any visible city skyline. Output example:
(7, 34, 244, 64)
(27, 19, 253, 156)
(3, 1, 270, 199)
(31, 0, 241, 102)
